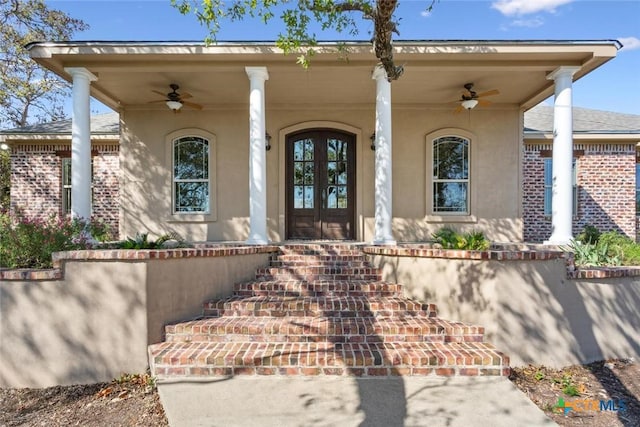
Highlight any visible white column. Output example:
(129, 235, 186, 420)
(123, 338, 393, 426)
(545, 66, 580, 245)
(245, 67, 269, 244)
(65, 67, 97, 221)
(372, 66, 396, 245)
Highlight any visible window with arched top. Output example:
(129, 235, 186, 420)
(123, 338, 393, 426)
(432, 135, 470, 214)
(172, 135, 210, 214)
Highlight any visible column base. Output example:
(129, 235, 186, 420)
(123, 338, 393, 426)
(543, 235, 573, 246)
(372, 238, 397, 246)
(245, 237, 270, 245)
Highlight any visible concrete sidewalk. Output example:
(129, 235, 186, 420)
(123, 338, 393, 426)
(158, 376, 556, 427)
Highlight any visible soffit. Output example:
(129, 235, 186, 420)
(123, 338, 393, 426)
(28, 41, 618, 112)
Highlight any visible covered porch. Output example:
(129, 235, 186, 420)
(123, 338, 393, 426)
(27, 40, 619, 244)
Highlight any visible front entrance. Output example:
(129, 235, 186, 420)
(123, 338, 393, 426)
(286, 129, 356, 240)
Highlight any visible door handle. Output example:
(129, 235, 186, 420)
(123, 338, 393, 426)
(321, 188, 326, 209)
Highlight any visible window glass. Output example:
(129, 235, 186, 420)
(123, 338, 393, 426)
(544, 158, 577, 216)
(432, 136, 469, 213)
(173, 136, 210, 213)
(61, 157, 93, 214)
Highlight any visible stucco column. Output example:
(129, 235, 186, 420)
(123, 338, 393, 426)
(65, 67, 97, 221)
(372, 67, 396, 245)
(245, 67, 269, 244)
(545, 66, 580, 245)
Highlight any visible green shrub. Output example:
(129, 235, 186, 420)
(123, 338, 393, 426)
(576, 225, 601, 244)
(567, 240, 621, 267)
(0, 213, 113, 269)
(432, 227, 490, 251)
(117, 232, 185, 250)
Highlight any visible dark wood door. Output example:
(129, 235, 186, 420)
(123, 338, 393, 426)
(286, 130, 356, 240)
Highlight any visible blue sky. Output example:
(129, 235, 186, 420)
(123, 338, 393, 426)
(47, 0, 640, 114)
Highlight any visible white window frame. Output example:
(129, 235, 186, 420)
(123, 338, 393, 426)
(544, 157, 577, 217)
(165, 128, 217, 222)
(61, 156, 93, 215)
(425, 128, 477, 223)
(636, 162, 640, 216)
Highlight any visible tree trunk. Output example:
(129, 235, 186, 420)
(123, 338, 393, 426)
(373, 0, 402, 81)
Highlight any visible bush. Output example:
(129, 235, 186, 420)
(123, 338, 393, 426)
(0, 213, 112, 269)
(576, 224, 601, 245)
(432, 227, 490, 251)
(117, 232, 186, 250)
(567, 240, 621, 267)
(566, 229, 640, 267)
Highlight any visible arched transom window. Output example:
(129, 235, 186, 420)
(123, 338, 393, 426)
(432, 135, 469, 214)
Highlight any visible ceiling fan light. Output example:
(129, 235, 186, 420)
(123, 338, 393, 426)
(166, 100, 183, 111)
(461, 99, 478, 110)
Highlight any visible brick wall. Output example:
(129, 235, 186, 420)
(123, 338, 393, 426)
(523, 142, 636, 242)
(10, 143, 120, 236)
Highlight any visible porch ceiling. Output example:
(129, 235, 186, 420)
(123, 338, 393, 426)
(28, 41, 619, 112)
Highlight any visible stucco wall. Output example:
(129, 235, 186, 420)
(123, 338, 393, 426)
(0, 251, 270, 388)
(371, 254, 640, 368)
(120, 106, 522, 243)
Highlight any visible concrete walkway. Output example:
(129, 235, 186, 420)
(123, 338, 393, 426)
(158, 376, 556, 427)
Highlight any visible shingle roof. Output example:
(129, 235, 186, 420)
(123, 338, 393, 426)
(0, 112, 119, 135)
(524, 105, 640, 134)
(1, 107, 639, 137)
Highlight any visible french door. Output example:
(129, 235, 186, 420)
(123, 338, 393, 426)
(286, 129, 356, 240)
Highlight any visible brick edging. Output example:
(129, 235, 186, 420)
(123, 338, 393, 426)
(0, 269, 63, 281)
(568, 267, 640, 279)
(362, 244, 639, 281)
(361, 245, 565, 261)
(3, 244, 638, 282)
(1, 245, 280, 282)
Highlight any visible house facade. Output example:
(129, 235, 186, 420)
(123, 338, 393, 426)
(0, 113, 120, 233)
(523, 105, 640, 242)
(4, 40, 624, 244)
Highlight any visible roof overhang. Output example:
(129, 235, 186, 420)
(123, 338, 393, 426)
(524, 132, 640, 143)
(26, 40, 620, 112)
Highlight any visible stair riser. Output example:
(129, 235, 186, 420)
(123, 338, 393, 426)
(257, 274, 382, 281)
(165, 334, 485, 344)
(271, 255, 369, 267)
(203, 309, 437, 318)
(235, 290, 401, 297)
(153, 366, 510, 378)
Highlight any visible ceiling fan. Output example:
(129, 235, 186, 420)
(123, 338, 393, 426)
(453, 83, 499, 113)
(149, 84, 203, 112)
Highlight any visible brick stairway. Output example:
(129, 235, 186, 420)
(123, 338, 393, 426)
(148, 244, 509, 379)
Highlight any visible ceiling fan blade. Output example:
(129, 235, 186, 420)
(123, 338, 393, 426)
(151, 90, 167, 97)
(180, 92, 193, 100)
(183, 100, 203, 110)
(453, 105, 465, 114)
(478, 99, 493, 107)
(476, 89, 500, 98)
(147, 100, 167, 104)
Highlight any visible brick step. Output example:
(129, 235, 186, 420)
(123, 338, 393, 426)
(203, 296, 437, 318)
(149, 341, 510, 378)
(278, 244, 364, 256)
(256, 267, 381, 282)
(234, 280, 403, 298)
(269, 259, 370, 268)
(164, 316, 483, 344)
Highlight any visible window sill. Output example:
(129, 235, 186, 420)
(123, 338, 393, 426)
(425, 214, 477, 223)
(167, 213, 217, 223)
